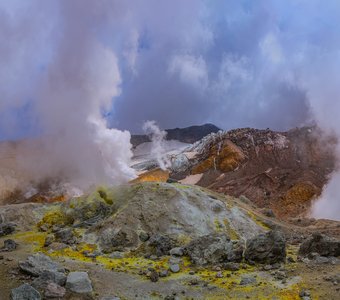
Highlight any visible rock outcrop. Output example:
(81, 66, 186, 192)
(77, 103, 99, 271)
(185, 234, 244, 265)
(298, 233, 340, 257)
(244, 230, 286, 264)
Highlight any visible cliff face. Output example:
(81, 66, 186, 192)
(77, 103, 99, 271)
(171, 127, 336, 219)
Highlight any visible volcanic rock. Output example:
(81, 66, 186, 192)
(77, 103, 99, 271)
(44, 282, 66, 298)
(19, 253, 65, 277)
(0, 222, 16, 236)
(244, 230, 286, 264)
(32, 269, 67, 290)
(147, 234, 176, 256)
(170, 247, 184, 257)
(185, 234, 244, 266)
(10, 283, 41, 300)
(1, 239, 17, 252)
(66, 271, 93, 293)
(169, 264, 180, 273)
(298, 233, 340, 257)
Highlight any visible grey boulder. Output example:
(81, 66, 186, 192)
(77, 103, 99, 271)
(298, 233, 340, 257)
(44, 282, 66, 299)
(0, 223, 16, 237)
(185, 234, 244, 266)
(10, 283, 41, 300)
(244, 230, 286, 264)
(66, 271, 93, 293)
(32, 269, 67, 290)
(19, 253, 65, 277)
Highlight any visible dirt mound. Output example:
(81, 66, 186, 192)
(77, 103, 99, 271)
(171, 127, 336, 219)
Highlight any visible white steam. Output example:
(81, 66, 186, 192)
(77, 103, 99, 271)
(0, 1, 136, 196)
(142, 121, 171, 170)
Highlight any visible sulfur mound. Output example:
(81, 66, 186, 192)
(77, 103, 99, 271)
(36, 182, 266, 256)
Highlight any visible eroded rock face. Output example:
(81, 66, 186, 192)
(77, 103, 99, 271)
(244, 230, 286, 264)
(185, 234, 244, 266)
(298, 233, 340, 257)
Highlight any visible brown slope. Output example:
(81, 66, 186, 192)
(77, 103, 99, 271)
(171, 127, 336, 219)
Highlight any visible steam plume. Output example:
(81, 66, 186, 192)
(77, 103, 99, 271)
(0, 0, 136, 194)
(143, 121, 171, 170)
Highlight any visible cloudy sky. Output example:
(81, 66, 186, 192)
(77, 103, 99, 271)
(1, 0, 340, 138)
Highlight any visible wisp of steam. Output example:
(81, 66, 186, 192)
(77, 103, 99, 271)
(143, 121, 171, 170)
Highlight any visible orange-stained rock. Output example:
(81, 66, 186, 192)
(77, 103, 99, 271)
(192, 140, 245, 174)
(130, 168, 169, 183)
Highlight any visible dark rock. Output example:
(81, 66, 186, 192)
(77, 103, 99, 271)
(44, 234, 55, 247)
(159, 269, 169, 277)
(19, 253, 65, 277)
(287, 256, 295, 263)
(222, 262, 240, 271)
(10, 283, 41, 300)
(44, 282, 66, 298)
(66, 271, 93, 293)
(1, 239, 18, 252)
(299, 289, 311, 299)
(148, 234, 175, 256)
(32, 269, 67, 290)
(99, 229, 133, 253)
(298, 233, 340, 257)
(138, 231, 149, 242)
(273, 270, 287, 280)
(244, 230, 286, 264)
(148, 269, 159, 282)
(262, 265, 272, 271)
(260, 208, 276, 218)
(54, 228, 77, 245)
(185, 234, 243, 266)
(0, 223, 16, 237)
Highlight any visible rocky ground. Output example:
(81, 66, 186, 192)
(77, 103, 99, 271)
(1, 182, 340, 299)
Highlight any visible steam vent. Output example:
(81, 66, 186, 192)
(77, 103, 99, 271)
(2, 1, 340, 299)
